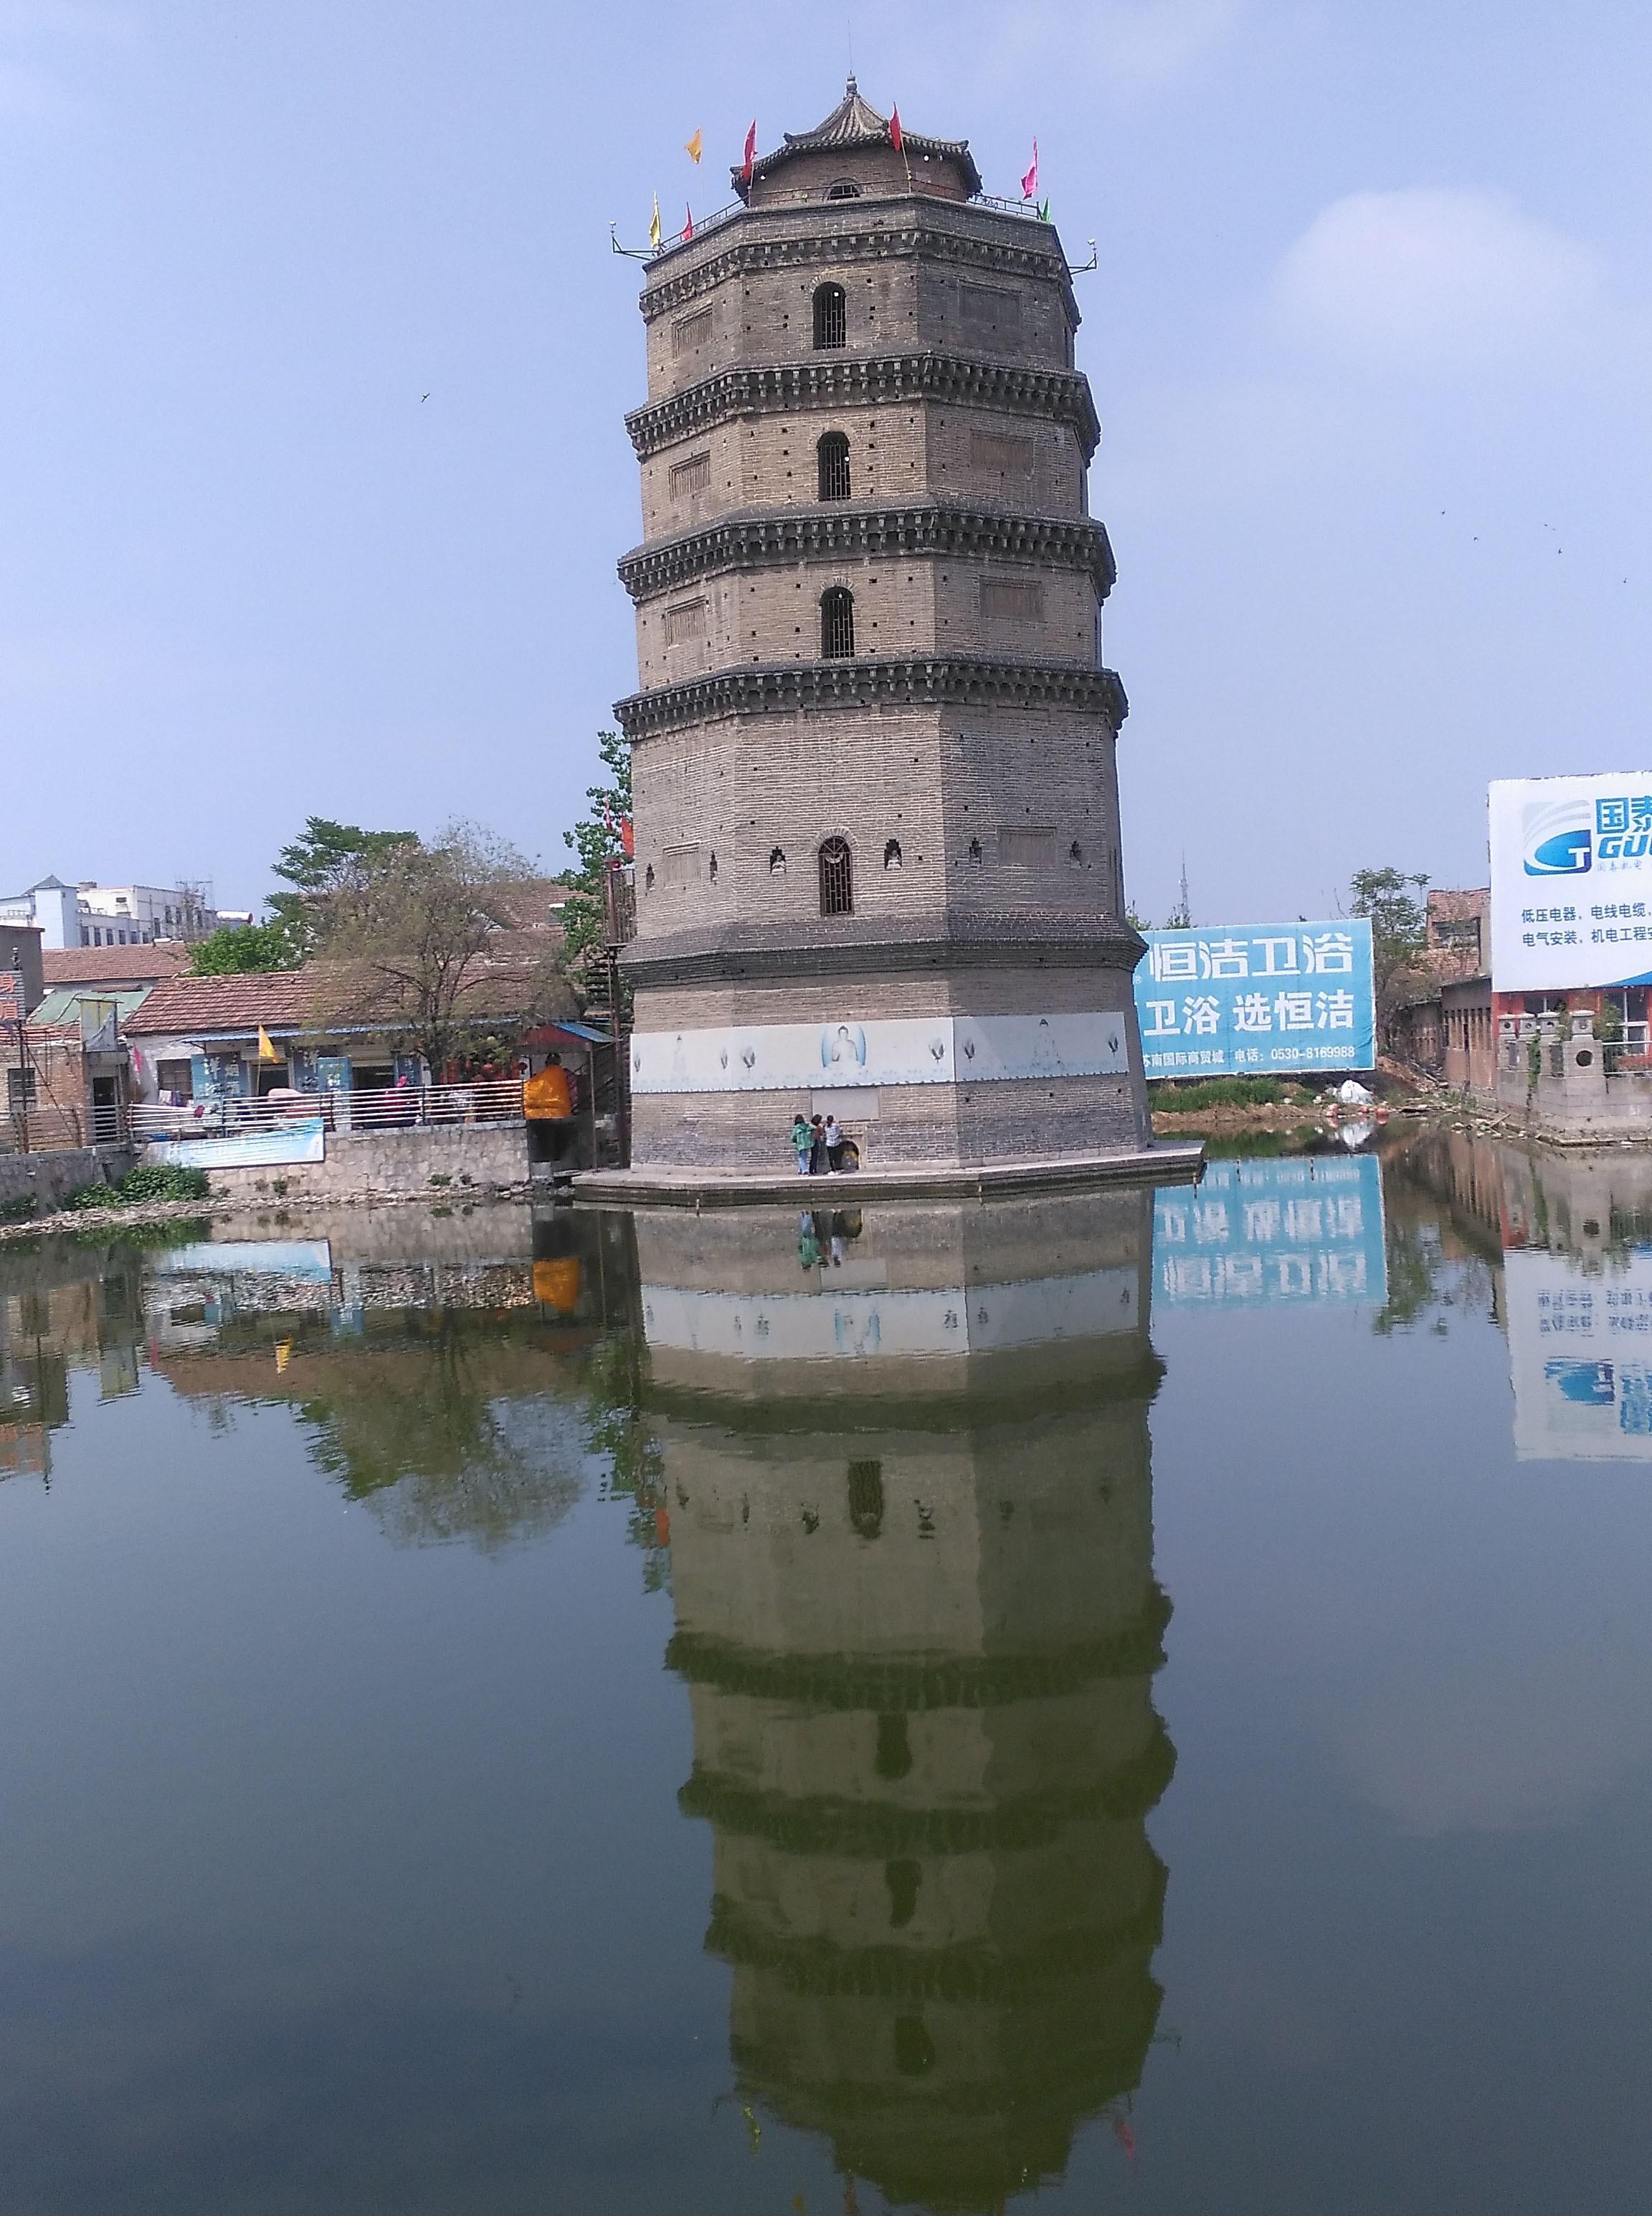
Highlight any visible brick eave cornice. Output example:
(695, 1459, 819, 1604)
(617, 503, 1117, 601)
(640, 214, 1078, 327)
(625, 351, 1101, 461)
(614, 656, 1129, 737)
(620, 909, 1147, 988)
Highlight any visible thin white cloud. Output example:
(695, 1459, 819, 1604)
(885, 0, 1239, 103)
(1274, 186, 1603, 371)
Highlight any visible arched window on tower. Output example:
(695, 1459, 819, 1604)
(820, 587, 855, 658)
(819, 837, 854, 916)
(812, 282, 847, 350)
(884, 838, 903, 870)
(817, 431, 851, 501)
(768, 846, 786, 876)
(826, 180, 862, 201)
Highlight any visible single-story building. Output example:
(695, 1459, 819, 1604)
(41, 943, 191, 998)
(1443, 975, 1495, 1094)
(123, 966, 604, 1132)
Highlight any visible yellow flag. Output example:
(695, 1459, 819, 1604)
(685, 127, 702, 164)
(257, 1024, 278, 1063)
(648, 193, 662, 249)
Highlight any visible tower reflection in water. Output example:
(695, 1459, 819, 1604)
(635, 1192, 1174, 2212)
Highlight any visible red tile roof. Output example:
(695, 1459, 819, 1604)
(126, 961, 578, 1038)
(42, 944, 191, 987)
(124, 971, 320, 1036)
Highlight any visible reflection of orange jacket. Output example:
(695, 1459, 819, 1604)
(524, 1064, 573, 1119)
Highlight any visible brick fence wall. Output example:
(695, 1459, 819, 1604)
(188, 1122, 531, 1203)
(0, 1145, 136, 1218)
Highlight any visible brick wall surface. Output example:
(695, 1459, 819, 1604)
(0, 1145, 133, 1217)
(637, 402, 1086, 539)
(641, 211, 1075, 399)
(631, 1067, 1143, 1169)
(187, 1123, 530, 1203)
(630, 704, 1121, 937)
(635, 551, 1098, 683)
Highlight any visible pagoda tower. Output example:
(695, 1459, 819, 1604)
(616, 83, 1152, 1170)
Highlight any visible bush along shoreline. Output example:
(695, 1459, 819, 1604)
(67, 1165, 212, 1211)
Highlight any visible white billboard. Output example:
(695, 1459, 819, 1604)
(1490, 773, 1652, 992)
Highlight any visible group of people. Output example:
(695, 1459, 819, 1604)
(790, 1112, 847, 1175)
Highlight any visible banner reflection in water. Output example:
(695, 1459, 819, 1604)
(1154, 1153, 1387, 1309)
(635, 1193, 1174, 2213)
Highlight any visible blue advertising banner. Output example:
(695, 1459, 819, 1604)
(1134, 920, 1375, 1077)
(1154, 1155, 1387, 1309)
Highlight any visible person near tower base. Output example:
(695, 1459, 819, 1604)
(790, 1114, 812, 1173)
(822, 1113, 844, 1172)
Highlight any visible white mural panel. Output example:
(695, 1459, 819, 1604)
(630, 1013, 1130, 1095)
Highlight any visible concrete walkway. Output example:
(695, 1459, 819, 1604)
(573, 1141, 1204, 1209)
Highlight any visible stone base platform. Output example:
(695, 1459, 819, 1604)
(572, 1141, 1203, 1210)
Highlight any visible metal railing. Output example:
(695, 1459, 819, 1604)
(130, 1077, 526, 1141)
(1605, 1023, 1652, 1076)
(642, 186, 1050, 266)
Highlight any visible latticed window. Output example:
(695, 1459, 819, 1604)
(819, 837, 853, 917)
(817, 431, 851, 501)
(820, 587, 855, 658)
(812, 281, 846, 349)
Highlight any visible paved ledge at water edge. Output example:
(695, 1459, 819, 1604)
(573, 1142, 1205, 1210)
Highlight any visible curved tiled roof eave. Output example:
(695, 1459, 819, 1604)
(617, 503, 1118, 602)
(625, 353, 1102, 463)
(614, 655, 1129, 739)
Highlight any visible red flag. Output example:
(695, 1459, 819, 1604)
(890, 105, 903, 154)
(1020, 138, 1039, 201)
(742, 119, 757, 184)
(683, 203, 693, 240)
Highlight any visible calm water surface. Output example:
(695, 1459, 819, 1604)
(0, 1132, 1648, 2213)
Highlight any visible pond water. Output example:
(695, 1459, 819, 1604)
(0, 1131, 1647, 2214)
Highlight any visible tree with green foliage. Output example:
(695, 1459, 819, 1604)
(189, 919, 305, 975)
(1349, 866, 1430, 1048)
(560, 730, 632, 971)
(266, 817, 418, 960)
(310, 818, 566, 1077)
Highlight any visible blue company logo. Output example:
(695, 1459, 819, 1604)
(1523, 800, 1592, 876)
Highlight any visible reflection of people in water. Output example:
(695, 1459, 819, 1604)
(796, 1212, 859, 1272)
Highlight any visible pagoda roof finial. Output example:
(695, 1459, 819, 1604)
(732, 82, 982, 202)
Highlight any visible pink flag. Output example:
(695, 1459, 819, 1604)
(742, 119, 757, 184)
(683, 203, 693, 240)
(1021, 138, 1039, 200)
(890, 105, 903, 155)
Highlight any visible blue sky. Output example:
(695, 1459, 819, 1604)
(1, 1, 1647, 924)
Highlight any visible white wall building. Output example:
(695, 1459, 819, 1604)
(0, 876, 221, 950)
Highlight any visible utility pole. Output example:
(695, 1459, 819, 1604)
(6, 956, 31, 1155)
